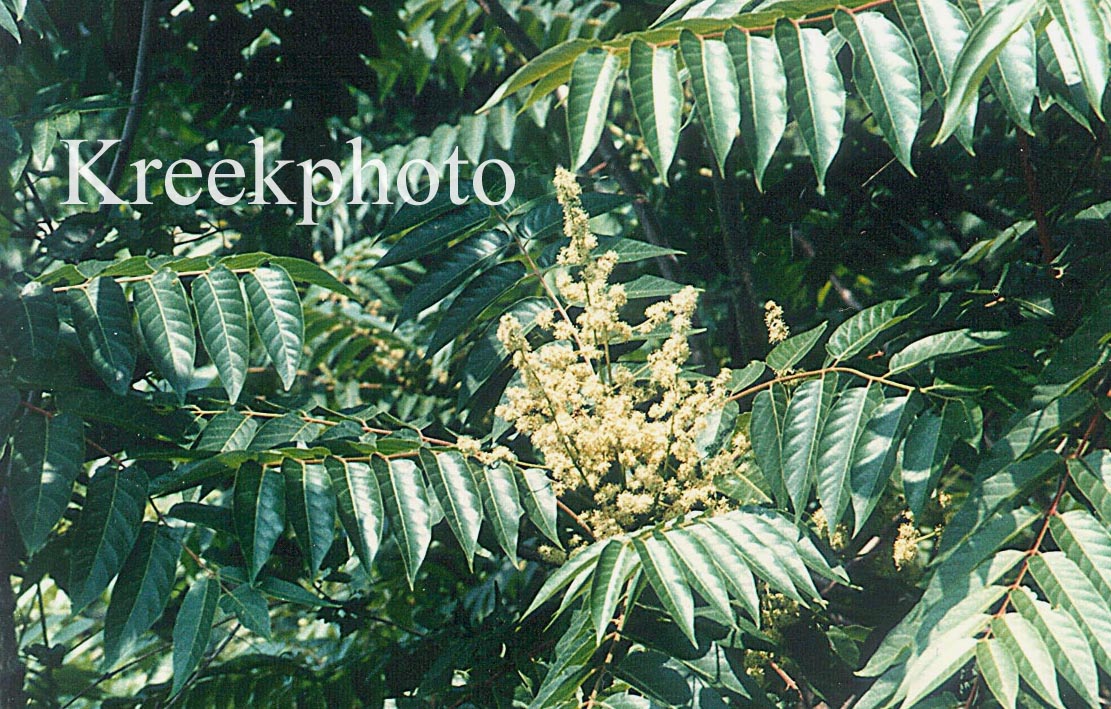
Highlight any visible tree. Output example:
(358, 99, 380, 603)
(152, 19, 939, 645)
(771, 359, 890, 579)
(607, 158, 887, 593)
(0, 0, 1109, 706)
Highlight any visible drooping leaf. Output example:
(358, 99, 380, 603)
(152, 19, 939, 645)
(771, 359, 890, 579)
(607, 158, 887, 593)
(567, 49, 621, 171)
(266, 256, 357, 299)
(975, 638, 1018, 709)
(935, 0, 1040, 143)
(281, 458, 335, 575)
(171, 576, 220, 697)
(478, 38, 596, 113)
(780, 376, 839, 516)
(247, 413, 321, 451)
(221, 583, 271, 638)
(685, 523, 760, 622)
(634, 533, 696, 647)
(629, 39, 683, 182)
(523, 541, 607, 618)
(894, 0, 977, 151)
(589, 538, 638, 644)
(1045, 0, 1109, 118)
(750, 384, 790, 506)
(242, 265, 303, 391)
(419, 449, 483, 568)
(13, 280, 58, 361)
(775, 20, 846, 192)
(232, 461, 286, 583)
(726, 29, 787, 190)
(1010, 590, 1100, 707)
(192, 265, 250, 403)
(1028, 551, 1111, 674)
(9, 411, 84, 553)
(479, 460, 524, 563)
(68, 465, 148, 611)
(375, 457, 432, 588)
(663, 528, 735, 626)
(519, 466, 561, 546)
(816, 383, 883, 532)
(850, 394, 922, 533)
(990, 613, 1062, 708)
(68, 277, 136, 395)
(325, 457, 383, 571)
(133, 269, 196, 401)
(103, 523, 180, 669)
(833, 10, 921, 172)
(900, 406, 955, 517)
(678, 30, 740, 175)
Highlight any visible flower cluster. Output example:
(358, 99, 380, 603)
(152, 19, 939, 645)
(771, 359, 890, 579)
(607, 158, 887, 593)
(495, 168, 733, 538)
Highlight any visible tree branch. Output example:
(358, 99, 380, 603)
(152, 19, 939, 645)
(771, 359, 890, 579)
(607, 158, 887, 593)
(104, 0, 155, 199)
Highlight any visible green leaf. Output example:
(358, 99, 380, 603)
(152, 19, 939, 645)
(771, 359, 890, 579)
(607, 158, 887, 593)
(612, 649, 694, 707)
(9, 412, 84, 553)
(171, 576, 219, 697)
(894, 0, 977, 151)
(726, 29, 787, 190)
(281, 458, 335, 575)
(899, 629, 978, 707)
(478, 38, 596, 113)
(419, 449, 483, 568)
(68, 277, 136, 395)
(834, 10, 921, 172)
(103, 523, 180, 669)
(524, 541, 607, 618)
(479, 460, 523, 563)
(134, 269, 195, 401)
(375, 457, 432, 588)
(195, 410, 259, 452)
(679, 30, 740, 175)
(990, 613, 1062, 708)
(629, 39, 683, 182)
(325, 457, 383, 571)
(399, 229, 510, 322)
(377, 201, 490, 269)
(985, 17, 1037, 136)
(589, 538, 638, 644)
(1050, 510, 1111, 604)
(1010, 589, 1100, 707)
(900, 407, 955, 517)
(816, 383, 883, 532)
(232, 462, 286, 583)
(935, 0, 1040, 143)
(634, 533, 696, 647)
(68, 466, 148, 612)
(766, 322, 827, 373)
(247, 413, 320, 451)
(708, 514, 804, 603)
(221, 583, 271, 638)
(566, 49, 621, 171)
(192, 265, 250, 403)
(426, 261, 525, 356)
(780, 376, 839, 516)
(850, 394, 922, 533)
(775, 20, 846, 192)
(1070, 451, 1111, 525)
(1045, 0, 1108, 118)
(13, 280, 58, 361)
(242, 265, 303, 391)
(975, 638, 1018, 709)
(620, 274, 683, 301)
(685, 523, 760, 622)
(519, 466, 561, 546)
(1029, 551, 1111, 675)
(750, 385, 790, 506)
(664, 528, 735, 626)
(266, 256, 357, 299)
(977, 391, 1092, 475)
(888, 329, 1008, 373)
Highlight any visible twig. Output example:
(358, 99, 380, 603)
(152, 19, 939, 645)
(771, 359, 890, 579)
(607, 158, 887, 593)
(104, 0, 155, 198)
(768, 659, 806, 706)
(1016, 131, 1054, 263)
(726, 366, 917, 404)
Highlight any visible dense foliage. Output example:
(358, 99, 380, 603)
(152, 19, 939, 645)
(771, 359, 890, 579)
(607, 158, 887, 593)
(1, 0, 1110, 707)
